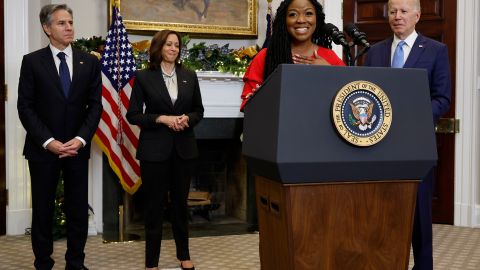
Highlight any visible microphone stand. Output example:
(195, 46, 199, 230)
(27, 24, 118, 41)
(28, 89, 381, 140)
(355, 46, 370, 63)
(347, 30, 371, 66)
(343, 42, 370, 66)
(343, 42, 354, 66)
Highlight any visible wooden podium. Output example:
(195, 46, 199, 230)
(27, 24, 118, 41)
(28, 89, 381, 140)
(242, 65, 437, 270)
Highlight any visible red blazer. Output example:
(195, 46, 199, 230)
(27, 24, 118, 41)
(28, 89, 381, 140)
(240, 47, 345, 111)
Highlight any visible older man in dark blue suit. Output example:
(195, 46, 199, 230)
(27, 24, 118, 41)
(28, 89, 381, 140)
(17, 4, 102, 270)
(364, 0, 451, 269)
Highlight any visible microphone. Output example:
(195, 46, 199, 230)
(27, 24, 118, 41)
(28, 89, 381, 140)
(322, 23, 349, 47)
(345, 23, 370, 48)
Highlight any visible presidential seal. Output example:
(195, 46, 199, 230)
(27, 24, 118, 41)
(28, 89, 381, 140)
(332, 80, 392, 147)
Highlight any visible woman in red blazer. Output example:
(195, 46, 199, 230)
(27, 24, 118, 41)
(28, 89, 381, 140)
(127, 30, 203, 270)
(240, 0, 345, 111)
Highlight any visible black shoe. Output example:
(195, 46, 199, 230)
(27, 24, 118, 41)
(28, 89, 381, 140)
(65, 265, 89, 270)
(180, 263, 195, 270)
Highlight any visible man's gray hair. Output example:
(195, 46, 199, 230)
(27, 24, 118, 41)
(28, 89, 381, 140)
(388, 0, 421, 12)
(39, 4, 73, 26)
(411, 0, 421, 12)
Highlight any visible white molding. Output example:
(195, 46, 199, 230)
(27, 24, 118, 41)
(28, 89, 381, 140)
(5, 0, 33, 235)
(454, 0, 480, 227)
(6, 208, 32, 235)
(474, 204, 480, 228)
(197, 71, 244, 118)
(196, 71, 243, 81)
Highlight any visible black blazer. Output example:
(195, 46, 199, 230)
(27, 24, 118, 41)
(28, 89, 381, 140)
(126, 66, 204, 162)
(17, 46, 103, 161)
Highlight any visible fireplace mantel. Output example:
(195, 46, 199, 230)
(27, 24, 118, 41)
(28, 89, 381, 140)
(91, 71, 246, 234)
(196, 71, 244, 118)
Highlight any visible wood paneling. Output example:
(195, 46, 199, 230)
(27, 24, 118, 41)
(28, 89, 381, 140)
(356, 2, 387, 22)
(256, 176, 419, 270)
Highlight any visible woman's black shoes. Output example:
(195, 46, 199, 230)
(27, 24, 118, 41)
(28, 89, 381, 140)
(180, 263, 195, 270)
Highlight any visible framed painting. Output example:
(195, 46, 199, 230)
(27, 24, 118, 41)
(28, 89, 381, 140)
(109, 0, 258, 37)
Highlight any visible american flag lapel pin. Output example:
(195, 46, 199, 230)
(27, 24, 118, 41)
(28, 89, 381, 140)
(419, 45, 423, 48)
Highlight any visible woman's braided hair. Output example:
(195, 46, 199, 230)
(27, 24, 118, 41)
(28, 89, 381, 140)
(263, 0, 332, 80)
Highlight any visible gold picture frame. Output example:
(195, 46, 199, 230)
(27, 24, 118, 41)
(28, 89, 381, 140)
(109, 0, 258, 38)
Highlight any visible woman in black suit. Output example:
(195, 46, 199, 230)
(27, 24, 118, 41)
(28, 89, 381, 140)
(126, 30, 203, 270)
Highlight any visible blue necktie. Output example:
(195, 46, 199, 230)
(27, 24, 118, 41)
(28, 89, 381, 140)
(57, 52, 71, 97)
(391, 40, 406, 68)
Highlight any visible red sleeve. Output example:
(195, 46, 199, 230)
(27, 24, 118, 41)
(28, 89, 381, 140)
(317, 47, 346, 66)
(240, 48, 267, 112)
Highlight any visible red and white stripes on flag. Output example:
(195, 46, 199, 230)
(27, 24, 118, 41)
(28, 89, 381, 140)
(94, 6, 141, 194)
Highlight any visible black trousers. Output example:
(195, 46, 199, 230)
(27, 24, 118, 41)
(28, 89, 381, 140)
(141, 152, 195, 268)
(29, 159, 89, 270)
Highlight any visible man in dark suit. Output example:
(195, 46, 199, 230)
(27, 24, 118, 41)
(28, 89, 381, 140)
(17, 4, 102, 270)
(364, 0, 451, 269)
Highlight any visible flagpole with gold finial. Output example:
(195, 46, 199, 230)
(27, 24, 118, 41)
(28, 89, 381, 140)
(267, 0, 272, 15)
(109, 0, 120, 27)
(103, 0, 141, 243)
(263, 0, 273, 48)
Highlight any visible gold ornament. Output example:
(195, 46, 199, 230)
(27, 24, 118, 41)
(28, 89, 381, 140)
(131, 40, 151, 52)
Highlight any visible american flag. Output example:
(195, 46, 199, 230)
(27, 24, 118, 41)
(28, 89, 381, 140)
(94, 6, 141, 194)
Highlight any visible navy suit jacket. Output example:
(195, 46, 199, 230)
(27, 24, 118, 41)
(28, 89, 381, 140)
(126, 66, 204, 162)
(17, 46, 103, 161)
(364, 34, 451, 124)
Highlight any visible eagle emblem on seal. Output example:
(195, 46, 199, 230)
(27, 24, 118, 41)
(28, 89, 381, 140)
(349, 97, 377, 131)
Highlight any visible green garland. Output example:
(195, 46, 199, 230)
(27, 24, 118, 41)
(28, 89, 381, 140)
(72, 36, 258, 75)
(179, 36, 258, 75)
(71, 36, 105, 54)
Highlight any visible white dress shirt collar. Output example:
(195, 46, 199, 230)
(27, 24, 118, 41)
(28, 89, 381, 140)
(49, 44, 73, 80)
(49, 44, 73, 59)
(391, 31, 418, 65)
(393, 30, 418, 50)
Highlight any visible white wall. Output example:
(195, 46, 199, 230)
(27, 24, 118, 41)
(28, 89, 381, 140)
(5, 0, 32, 236)
(454, 0, 480, 227)
(51, 0, 108, 40)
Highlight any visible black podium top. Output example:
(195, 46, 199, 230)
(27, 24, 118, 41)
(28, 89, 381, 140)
(242, 64, 437, 184)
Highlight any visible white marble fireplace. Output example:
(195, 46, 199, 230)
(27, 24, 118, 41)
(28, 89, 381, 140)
(90, 72, 245, 234)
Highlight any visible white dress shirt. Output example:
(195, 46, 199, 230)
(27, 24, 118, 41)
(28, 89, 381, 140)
(43, 44, 86, 149)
